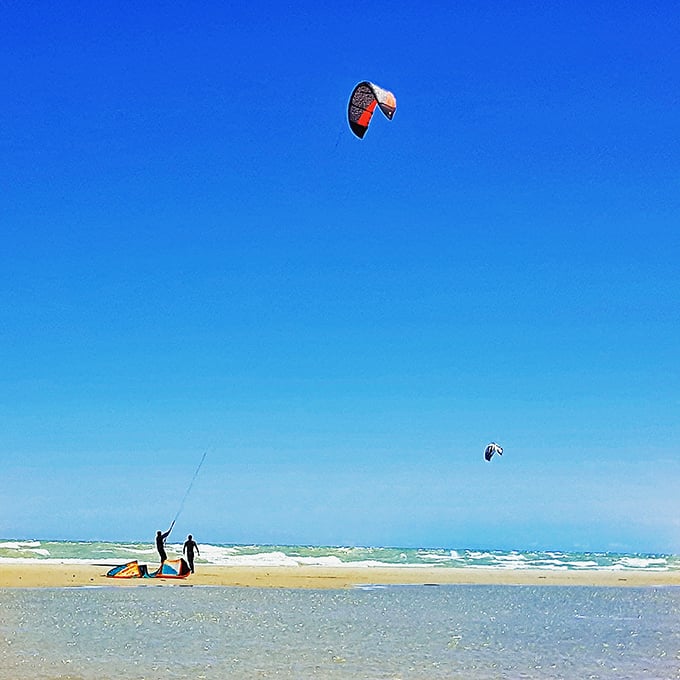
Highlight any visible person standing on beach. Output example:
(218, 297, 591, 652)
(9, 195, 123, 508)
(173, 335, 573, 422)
(155, 523, 173, 564)
(182, 534, 200, 573)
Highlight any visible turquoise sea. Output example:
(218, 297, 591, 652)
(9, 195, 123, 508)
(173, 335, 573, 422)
(2, 541, 679, 679)
(1, 539, 679, 571)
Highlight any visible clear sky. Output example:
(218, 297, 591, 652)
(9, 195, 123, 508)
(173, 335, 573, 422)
(2, 2, 678, 553)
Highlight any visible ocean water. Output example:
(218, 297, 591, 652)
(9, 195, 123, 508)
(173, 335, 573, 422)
(1, 584, 679, 679)
(1, 540, 679, 572)
(2, 541, 679, 678)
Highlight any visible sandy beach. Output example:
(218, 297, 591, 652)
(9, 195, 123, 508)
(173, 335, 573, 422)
(2, 563, 679, 589)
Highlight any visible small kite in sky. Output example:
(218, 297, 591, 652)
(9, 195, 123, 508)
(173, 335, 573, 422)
(484, 442, 503, 462)
(347, 81, 396, 138)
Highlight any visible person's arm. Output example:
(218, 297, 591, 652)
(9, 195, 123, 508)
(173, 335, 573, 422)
(163, 520, 175, 540)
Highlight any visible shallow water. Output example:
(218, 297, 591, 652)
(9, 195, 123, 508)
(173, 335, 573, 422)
(1, 585, 679, 679)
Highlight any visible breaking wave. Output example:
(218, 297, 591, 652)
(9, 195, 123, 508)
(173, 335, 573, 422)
(0, 541, 678, 571)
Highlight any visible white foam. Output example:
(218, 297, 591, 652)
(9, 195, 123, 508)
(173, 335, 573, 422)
(617, 556, 667, 569)
(492, 553, 528, 562)
(117, 546, 156, 555)
(0, 541, 50, 557)
(0, 557, 101, 565)
(417, 552, 461, 562)
(0, 541, 42, 549)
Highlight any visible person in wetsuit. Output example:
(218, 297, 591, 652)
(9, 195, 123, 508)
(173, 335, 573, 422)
(182, 534, 200, 573)
(155, 524, 173, 564)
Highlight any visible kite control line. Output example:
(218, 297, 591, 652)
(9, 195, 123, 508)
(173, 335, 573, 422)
(171, 449, 209, 528)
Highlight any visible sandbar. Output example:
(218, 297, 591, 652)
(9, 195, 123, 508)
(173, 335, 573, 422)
(1, 563, 679, 589)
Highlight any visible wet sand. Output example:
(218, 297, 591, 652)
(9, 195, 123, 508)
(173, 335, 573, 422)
(1, 563, 679, 588)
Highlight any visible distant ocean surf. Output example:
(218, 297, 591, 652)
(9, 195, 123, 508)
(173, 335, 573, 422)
(1, 540, 678, 571)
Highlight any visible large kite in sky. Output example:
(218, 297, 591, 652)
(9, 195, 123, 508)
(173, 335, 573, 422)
(347, 81, 396, 138)
(484, 442, 504, 462)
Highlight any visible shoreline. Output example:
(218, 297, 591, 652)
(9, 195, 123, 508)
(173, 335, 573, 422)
(1, 563, 679, 589)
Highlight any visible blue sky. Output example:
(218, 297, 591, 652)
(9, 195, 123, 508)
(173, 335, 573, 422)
(1, 2, 679, 553)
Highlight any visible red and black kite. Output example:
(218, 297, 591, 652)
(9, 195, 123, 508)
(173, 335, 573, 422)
(347, 81, 396, 139)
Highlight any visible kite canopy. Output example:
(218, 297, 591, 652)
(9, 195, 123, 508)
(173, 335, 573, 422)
(348, 81, 396, 138)
(106, 559, 190, 579)
(484, 442, 503, 462)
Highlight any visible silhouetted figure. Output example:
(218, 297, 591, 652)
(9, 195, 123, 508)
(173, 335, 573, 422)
(183, 534, 200, 573)
(156, 525, 173, 563)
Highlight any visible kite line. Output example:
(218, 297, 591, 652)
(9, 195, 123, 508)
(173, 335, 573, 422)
(170, 448, 209, 529)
